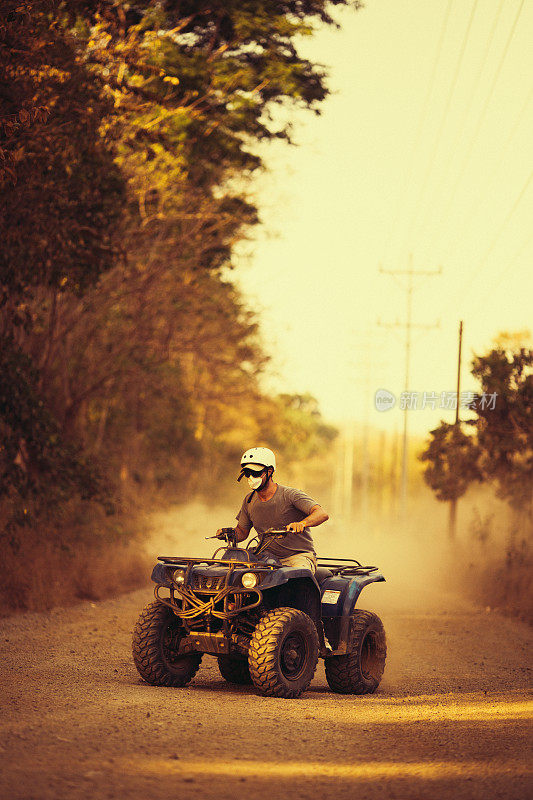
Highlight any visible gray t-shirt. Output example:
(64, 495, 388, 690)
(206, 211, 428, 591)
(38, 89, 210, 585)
(236, 484, 318, 558)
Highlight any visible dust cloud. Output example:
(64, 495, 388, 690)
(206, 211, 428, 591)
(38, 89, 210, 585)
(145, 479, 528, 624)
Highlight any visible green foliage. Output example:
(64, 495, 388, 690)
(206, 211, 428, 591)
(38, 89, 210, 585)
(0, 1, 125, 295)
(469, 346, 533, 508)
(0, 0, 352, 537)
(421, 342, 533, 510)
(0, 340, 102, 509)
(264, 393, 338, 462)
(420, 422, 481, 502)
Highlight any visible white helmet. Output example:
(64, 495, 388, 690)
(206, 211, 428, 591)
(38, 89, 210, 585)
(238, 447, 276, 481)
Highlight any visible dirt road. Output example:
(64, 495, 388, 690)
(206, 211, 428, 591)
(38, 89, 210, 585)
(1, 563, 531, 800)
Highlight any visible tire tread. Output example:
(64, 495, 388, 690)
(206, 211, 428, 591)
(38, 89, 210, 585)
(248, 607, 319, 698)
(132, 601, 201, 687)
(325, 609, 386, 694)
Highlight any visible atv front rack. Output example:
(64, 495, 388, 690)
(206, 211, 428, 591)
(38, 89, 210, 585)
(157, 555, 278, 569)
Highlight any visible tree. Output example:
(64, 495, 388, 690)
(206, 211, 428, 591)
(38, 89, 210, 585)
(421, 339, 533, 512)
(420, 422, 481, 502)
(0, 1, 124, 507)
(470, 344, 533, 509)
(0, 1, 125, 296)
(1, 0, 356, 525)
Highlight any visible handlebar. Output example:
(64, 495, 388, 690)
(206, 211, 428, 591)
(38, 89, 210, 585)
(208, 526, 290, 544)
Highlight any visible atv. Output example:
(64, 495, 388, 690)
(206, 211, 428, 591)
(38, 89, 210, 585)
(132, 527, 387, 698)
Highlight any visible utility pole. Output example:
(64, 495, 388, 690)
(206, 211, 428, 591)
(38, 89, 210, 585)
(376, 430, 386, 524)
(342, 422, 355, 525)
(351, 339, 387, 534)
(389, 427, 400, 518)
(332, 435, 343, 520)
(379, 255, 441, 514)
(357, 355, 375, 533)
(449, 320, 463, 539)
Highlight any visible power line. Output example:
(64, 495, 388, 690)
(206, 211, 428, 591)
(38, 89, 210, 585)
(383, 1, 530, 376)
(415, 0, 505, 245)
(403, 0, 480, 254)
(415, 167, 533, 354)
(428, 0, 526, 237)
(439, 83, 533, 264)
(380, 0, 453, 266)
(446, 167, 532, 306)
(468, 230, 533, 319)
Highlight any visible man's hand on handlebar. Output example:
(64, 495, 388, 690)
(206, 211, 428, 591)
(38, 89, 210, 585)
(214, 527, 235, 540)
(287, 521, 306, 533)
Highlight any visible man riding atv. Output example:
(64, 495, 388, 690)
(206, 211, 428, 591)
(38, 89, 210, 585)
(132, 446, 386, 698)
(217, 447, 329, 574)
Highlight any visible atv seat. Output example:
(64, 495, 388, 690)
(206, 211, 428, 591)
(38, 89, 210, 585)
(315, 566, 333, 584)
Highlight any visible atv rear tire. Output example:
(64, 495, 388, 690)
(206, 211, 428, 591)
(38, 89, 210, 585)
(132, 601, 202, 687)
(248, 607, 319, 698)
(325, 610, 386, 694)
(217, 656, 252, 685)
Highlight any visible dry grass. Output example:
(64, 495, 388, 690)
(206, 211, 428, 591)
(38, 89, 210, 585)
(464, 537, 533, 625)
(0, 493, 153, 615)
(448, 492, 533, 625)
(0, 537, 151, 614)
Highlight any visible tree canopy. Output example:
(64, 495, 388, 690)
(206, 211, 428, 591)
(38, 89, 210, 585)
(1, 0, 349, 532)
(421, 340, 533, 510)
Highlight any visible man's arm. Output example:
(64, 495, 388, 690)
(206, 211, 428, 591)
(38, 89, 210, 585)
(287, 504, 328, 533)
(234, 524, 249, 542)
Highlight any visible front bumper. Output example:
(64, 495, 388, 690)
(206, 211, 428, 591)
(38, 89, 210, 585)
(152, 556, 277, 622)
(154, 581, 262, 620)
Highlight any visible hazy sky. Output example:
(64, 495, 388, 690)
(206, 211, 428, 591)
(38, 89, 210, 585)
(233, 0, 533, 434)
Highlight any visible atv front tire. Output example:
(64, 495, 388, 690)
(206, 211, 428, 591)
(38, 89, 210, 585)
(217, 656, 252, 685)
(248, 607, 319, 698)
(132, 601, 202, 687)
(325, 610, 386, 694)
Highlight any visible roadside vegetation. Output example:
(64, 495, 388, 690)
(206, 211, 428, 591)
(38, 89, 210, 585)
(420, 334, 533, 622)
(0, 1, 348, 612)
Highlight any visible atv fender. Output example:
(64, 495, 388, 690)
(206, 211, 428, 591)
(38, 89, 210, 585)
(320, 572, 385, 655)
(151, 562, 173, 587)
(259, 567, 320, 591)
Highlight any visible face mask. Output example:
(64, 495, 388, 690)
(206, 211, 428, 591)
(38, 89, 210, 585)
(247, 474, 263, 490)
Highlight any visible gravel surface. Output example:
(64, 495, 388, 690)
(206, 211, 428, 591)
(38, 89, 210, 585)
(1, 564, 531, 800)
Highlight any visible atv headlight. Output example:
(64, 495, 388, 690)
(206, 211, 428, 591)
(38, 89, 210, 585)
(172, 568, 186, 586)
(241, 572, 258, 589)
